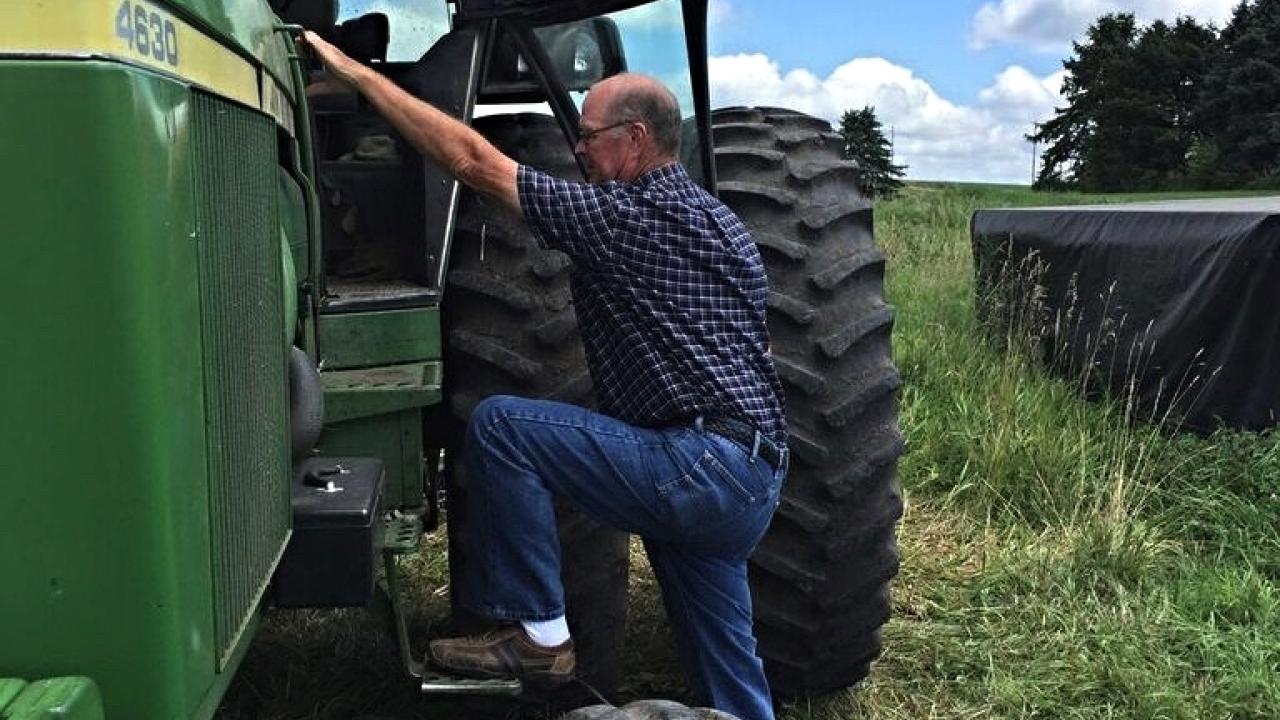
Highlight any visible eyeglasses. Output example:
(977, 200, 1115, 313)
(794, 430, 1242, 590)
(577, 120, 633, 144)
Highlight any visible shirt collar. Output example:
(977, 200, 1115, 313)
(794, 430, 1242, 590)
(634, 162, 686, 187)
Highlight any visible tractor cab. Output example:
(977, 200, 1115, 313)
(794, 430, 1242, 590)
(272, 0, 715, 310)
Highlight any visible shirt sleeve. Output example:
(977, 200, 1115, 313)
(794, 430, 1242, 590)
(517, 164, 622, 266)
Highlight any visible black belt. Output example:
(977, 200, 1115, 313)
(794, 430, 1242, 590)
(699, 416, 784, 470)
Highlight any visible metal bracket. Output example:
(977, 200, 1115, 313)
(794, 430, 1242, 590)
(382, 512, 424, 553)
(380, 550, 425, 679)
(378, 512, 428, 678)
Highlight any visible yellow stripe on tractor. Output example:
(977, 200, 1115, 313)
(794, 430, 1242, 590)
(0, 0, 295, 135)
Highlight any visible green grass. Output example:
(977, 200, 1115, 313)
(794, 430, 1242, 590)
(829, 182, 1280, 720)
(219, 183, 1280, 718)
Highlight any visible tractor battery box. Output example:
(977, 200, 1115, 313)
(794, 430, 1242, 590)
(274, 457, 385, 608)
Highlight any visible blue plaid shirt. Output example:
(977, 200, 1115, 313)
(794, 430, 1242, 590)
(517, 162, 786, 441)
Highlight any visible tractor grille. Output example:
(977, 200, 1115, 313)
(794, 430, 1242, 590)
(192, 91, 289, 668)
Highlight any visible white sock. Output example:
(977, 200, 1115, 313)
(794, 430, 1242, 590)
(521, 615, 570, 647)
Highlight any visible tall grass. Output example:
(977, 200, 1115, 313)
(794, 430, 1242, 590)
(817, 183, 1280, 720)
(221, 183, 1279, 719)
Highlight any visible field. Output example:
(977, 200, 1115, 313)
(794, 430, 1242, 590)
(219, 184, 1280, 719)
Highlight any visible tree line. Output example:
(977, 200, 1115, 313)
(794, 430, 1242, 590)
(1032, 0, 1280, 192)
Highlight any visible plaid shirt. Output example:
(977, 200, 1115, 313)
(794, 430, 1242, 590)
(517, 162, 786, 441)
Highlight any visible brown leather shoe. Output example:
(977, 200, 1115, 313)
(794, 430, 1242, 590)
(428, 626, 575, 685)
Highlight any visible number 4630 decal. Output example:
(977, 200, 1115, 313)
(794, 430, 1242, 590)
(115, 1, 180, 67)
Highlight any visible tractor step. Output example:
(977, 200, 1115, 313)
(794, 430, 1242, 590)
(378, 516, 521, 698)
(419, 672, 522, 696)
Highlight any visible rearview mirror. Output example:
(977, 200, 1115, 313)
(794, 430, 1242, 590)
(480, 18, 626, 102)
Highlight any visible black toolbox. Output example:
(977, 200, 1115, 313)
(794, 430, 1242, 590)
(274, 457, 385, 608)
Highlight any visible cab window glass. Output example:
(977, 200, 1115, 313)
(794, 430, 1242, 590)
(549, 0, 704, 183)
(337, 0, 451, 61)
(603, 0, 694, 119)
(541, 0, 694, 116)
(604, 0, 702, 183)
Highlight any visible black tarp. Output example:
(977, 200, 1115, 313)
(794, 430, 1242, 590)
(971, 197, 1280, 432)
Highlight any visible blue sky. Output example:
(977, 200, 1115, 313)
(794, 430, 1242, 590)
(345, 0, 1242, 183)
(704, 0, 1239, 183)
(708, 1, 1057, 102)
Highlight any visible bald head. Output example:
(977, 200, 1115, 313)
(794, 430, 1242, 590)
(591, 73, 682, 159)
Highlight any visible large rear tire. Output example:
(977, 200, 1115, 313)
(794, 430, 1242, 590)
(442, 113, 629, 698)
(712, 106, 904, 697)
(444, 106, 904, 701)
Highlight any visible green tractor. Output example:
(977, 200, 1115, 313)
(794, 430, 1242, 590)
(0, 0, 903, 717)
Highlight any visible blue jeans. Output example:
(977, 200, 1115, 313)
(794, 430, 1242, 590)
(458, 395, 787, 720)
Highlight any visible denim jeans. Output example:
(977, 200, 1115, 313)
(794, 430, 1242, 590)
(458, 395, 788, 720)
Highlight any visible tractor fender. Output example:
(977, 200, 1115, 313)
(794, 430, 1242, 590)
(289, 345, 324, 461)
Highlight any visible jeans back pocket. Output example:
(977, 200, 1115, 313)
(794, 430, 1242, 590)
(655, 449, 760, 543)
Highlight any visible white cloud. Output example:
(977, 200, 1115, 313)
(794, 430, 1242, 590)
(969, 0, 1237, 53)
(709, 53, 1064, 183)
(978, 66, 1067, 121)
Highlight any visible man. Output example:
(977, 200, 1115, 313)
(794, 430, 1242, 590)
(304, 31, 788, 720)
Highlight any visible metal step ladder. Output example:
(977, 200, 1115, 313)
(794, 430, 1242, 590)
(377, 513, 522, 697)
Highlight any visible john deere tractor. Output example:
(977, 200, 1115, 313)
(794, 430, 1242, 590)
(0, 0, 903, 717)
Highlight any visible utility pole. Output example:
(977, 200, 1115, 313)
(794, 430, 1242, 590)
(1030, 122, 1039, 185)
(1031, 138, 1038, 184)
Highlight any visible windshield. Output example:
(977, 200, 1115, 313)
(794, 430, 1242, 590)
(601, 0, 695, 120)
(538, 0, 704, 183)
(338, 0, 707, 184)
(337, 0, 451, 61)
(607, 0, 703, 182)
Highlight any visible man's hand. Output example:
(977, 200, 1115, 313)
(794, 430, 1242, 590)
(298, 29, 520, 214)
(301, 30, 369, 91)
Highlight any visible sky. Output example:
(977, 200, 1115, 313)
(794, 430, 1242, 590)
(340, 0, 1243, 184)
(704, 0, 1241, 183)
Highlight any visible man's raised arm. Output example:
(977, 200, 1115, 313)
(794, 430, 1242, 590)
(302, 31, 520, 213)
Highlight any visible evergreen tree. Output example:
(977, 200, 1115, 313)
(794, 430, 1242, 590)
(1130, 18, 1218, 187)
(837, 106, 906, 199)
(1196, 0, 1280, 186)
(1032, 14, 1141, 190)
(1032, 13, 1215, 191)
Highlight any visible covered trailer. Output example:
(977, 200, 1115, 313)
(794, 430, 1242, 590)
(972, 196, 1280, 432)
